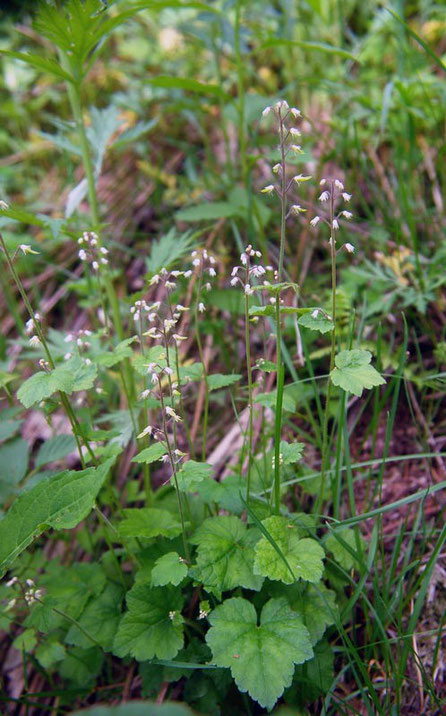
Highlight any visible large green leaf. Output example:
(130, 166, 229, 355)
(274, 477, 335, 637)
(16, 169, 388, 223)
(66, 582, 124, 651)
(329, 349, 385, 397)
(0, 458, 114, 576)
(174, 460, 213, 491)
(35, 434, 77, 468)
(17, 355, 97, 408)
(190, 516, 263, 596)
(118, 508, 183, 540)
(113, 584, 183, 661)
(253, 516, 324, 585)
(206, 597, 313, 710)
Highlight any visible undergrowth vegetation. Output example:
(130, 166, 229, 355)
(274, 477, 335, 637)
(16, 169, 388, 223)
(0, 1, 445, 714)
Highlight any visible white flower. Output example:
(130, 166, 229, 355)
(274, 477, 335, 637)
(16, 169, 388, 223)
(334, 179, 344, 190)
(150, 274, 161, 285)
(92, 260, 99, 271)
(290, 107, 301, 118)
(262, 105, 272, 117)
(291, 144, 303, 154)
(275, 99, 289, 111)
(344, 243, 355, 253)
(250, 265, 266, 278)
(230, 277, 238, 286)
(208, 267, 216, 277)
(261, 184, 275, 194)
(319, 178, 326, 186)
(164, 366, 174, 376)
(311, 309, 319, 318)
(6, 577, 18, 587)
(165, 406, 182, 422)
(169, 610, 176, 620)
(290, 127, 301, 137)
(272, 163, 281, 174)
(184, 270, 192, 278)
(137, 425, 154, 438)
(231, 266, 240, 277)
(205, 282, 211, 291)
(291, 204, 306, 214)
(310, 216, 320, 227)
(175, 304, 189, 312)
(100, 247, 108, 255)
(342, 192, 352, 202)
(341, 211, 353, 219)
(240, 252, 248, 265)
(198, 302, 205, 313)
(78, 248, 87, 260)
(29, 335, 41, 348)
(332, 219, 339, 230)
(165, 281, 176, 290)
(192, 258, 201, 267)
(151, 373, 158, 384)
(19, 244, 39, 255)
(319, 191, 329, 202)
(100, 258, 108, 265)
(0, 200, 9, 210)
(25, 318, 34, 335)
(244, 284, 253, 295)
(140, 389, 151, 399)
(293, 174, 311, 183)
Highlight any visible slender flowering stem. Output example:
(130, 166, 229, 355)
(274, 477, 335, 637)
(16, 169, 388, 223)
(0, 232, 96, 467)
(244, 257, 254, 503)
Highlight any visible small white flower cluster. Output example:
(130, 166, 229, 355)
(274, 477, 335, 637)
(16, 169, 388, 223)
(64, 329, 93, 362)
(260, 100, 312, 217)
(77, 232, 108, 272)
(191, 248, 217, 283)
(150, 265, 192, 291)
(5, 577, 43, 608)
(310, 179, 355, 253)
(231, 245, 273, 296)
(139, 299, 189, 345)
(26, 312, 43, 348)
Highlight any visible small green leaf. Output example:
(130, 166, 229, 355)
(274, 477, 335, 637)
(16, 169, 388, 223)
(280, 441, 305, 464)
(330, 349, 386, 397)
(176, 202, 239, 222)
(113, 584, 184, 661)
(174, 460, 213, 491)
(13, 628, 37, 652)
(118, 508, 183, 540)
(298, 310, 334, 334)
(96, 337, 137, 367)
(254, 516, 324, 585)
(35, 640, 66, 669)
(35, 434, 77, 468)
(17, 356, 97, 408)
(206, 597, 313, 710)
(151, 552, 188, 587)
(59, 646, 103, 685)
(207, 374, 242, 391)
(325, 527, 365, 570)
(1, 50, 74, 82)
(132, 443, 168, 465)
(0, 458, 115, 575)
(190, 516, 263, 596)
(255, 359, 277, 373)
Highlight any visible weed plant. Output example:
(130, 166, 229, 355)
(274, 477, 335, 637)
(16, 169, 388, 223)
(0, 1, 445, 715)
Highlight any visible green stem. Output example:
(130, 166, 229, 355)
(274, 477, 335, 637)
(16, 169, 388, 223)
(244, 285, 254, 503)
(234, 0, 247, 183)
(194, 270, 210, 461)
(316, 185, 337, 516)
(272, 111, 287, 515)
(0, 233, 96, 467)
